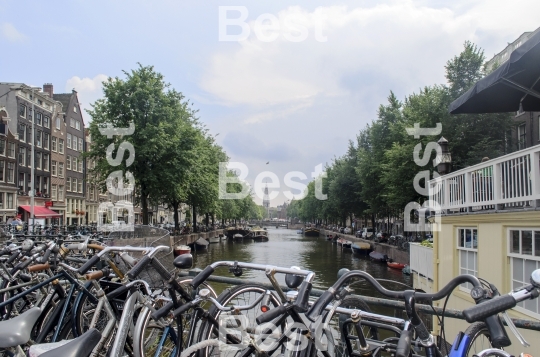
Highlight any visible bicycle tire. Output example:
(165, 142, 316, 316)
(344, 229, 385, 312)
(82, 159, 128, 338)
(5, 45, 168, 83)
(464, 322, 501, 356)
(325, 296, 379, 357)
(134, 279, 216, 357)
(196, 283, 283, 357)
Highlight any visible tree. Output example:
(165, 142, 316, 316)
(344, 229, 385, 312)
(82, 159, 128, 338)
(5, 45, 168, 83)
(86, 64, 190, 225)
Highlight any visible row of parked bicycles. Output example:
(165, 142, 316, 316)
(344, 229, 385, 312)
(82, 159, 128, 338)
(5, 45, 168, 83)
(0, 225, 536, 356)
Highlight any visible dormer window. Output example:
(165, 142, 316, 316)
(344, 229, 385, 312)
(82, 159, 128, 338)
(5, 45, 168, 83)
(74, 106, 77, 113)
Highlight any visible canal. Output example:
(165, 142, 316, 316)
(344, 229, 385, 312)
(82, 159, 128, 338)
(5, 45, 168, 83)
(190, 228, 412, 315)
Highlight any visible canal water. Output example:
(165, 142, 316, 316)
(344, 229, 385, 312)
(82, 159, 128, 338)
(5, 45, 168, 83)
(190, 228, 412, 315)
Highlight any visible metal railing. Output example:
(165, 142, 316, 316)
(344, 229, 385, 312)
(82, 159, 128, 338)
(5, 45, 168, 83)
(181, 269, 540, 331)
(429, 144, 540, 213)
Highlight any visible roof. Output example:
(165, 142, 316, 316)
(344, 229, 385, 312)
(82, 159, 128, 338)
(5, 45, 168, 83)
(52, 93, 72, 111)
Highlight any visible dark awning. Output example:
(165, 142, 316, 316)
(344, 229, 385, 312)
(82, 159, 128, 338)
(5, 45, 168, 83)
(449, 29, 540, 114)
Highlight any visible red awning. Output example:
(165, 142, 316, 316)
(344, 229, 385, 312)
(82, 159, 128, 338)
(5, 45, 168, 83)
(19, 205, 62, 218)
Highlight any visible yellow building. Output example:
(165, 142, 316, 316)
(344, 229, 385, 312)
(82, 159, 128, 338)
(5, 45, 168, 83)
(419, 144, 540, 355)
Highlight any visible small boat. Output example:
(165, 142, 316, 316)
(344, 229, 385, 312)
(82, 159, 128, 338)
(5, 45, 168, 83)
(351, 242, 371, 255)
(326, 235, 334, 241)
(402, 265, 411, 275)
(251, 228, 269, 241)
(173, 245, 191, 257)
(233, 233, 244, 240)
(304, 227, 320, 237)
(190, 237, 209, 251)
(337, 238, 352, 249)
(369, 251, 387, 262)
(208, 236, 220, 244)
(297, 230, 303, 234)
(387, 261, 406, 270)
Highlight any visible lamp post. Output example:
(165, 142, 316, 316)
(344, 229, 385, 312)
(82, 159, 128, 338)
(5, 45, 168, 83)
(436, 137, 452, 175)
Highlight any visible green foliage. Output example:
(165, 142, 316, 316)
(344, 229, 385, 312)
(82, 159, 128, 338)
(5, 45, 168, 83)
(287, 41, 515, 229)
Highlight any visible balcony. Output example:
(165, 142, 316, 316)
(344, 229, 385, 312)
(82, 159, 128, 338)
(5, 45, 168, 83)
(410, 243, 433, 279)
(429, 144, 540, 214)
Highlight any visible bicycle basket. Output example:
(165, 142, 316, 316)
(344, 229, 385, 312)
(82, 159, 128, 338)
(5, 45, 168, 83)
(108, 225, 174, 289)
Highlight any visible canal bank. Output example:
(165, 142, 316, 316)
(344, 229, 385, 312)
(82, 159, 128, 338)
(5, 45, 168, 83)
(320, 228, 410, 264)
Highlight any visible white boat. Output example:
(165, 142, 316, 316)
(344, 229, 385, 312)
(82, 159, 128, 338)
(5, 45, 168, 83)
(208, 236, 220, 244)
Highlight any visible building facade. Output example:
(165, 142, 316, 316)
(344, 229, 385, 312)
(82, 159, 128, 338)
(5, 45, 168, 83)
(53, 90, 86, 225)
(50, 89, 67, 224)
(0, 107, 18, 222)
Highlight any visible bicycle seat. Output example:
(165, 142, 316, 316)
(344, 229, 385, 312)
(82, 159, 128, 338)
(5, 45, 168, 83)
(40, 328, 101, 357)
(173, 253, 193, 269)
(0, 307, 42, 348)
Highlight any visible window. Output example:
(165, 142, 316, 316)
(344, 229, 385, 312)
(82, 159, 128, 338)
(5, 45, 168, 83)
(0, 139, 5, 156)
(78, 137, 83, 151)
(66, 155, 71, 171)
(73, 178, 77, 193)
(76, 121, 81, 130)
(19, 104, 26, 117)
(27, 150, 31, 168)
(43, 177, 48, 195)
(0, 161, 4, 181)
(508, 229, 540, 317)
(36, 131, 42, 147)
(52, 185, 57, 200)
(18, 173, 24, 189)
(44, 116, 50, 128)
(78, 160, 83, 173)
(26, 127, 31, 144)
(28, 107, 32, 121)
(38, 99, 43, 106)
(35, 112, 42, 126)
(52, 161, 57, 176)
(78, 180, 82, 193)
(518, 124, 527, 150)
(18, 124, 25, 141)
(67, 133, 72, 149)
(74, 106, 77, 113)
(58, 185, 64, 201)
(72, 157, 77, 171)
(6, 193, 13, 209)
(7, 142, 14, 158)
(44, 133, 49, 150)
(58, 163, 64, 178)
(70, 118, 75, 128)
(457, 228, 478, 291)
(56, 117, 61, 130)
(18, 147, 25, 166)
(52, 137, 57, 152)
(6, 162, 14, 183)
(43, 153, 49, 171)
(36, 152, 42, 170)
(66, 177, 71, 192)
(0, 193, 3, 208)
(59, 139, 64, 154)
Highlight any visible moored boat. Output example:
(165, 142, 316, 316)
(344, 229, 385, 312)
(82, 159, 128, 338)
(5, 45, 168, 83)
(208, 236, 220, 244)
(190, 237, 209, 251)
(387, 261, 406, 270)
(351, 242, 371, 255)
(369, 251, 388, 262)
(173, 245, 191, 257)
(251, 228, 269, 241)
(304, 227, 320, 237)
(336, 238, 352, 248)
(297, 229, 303, 234)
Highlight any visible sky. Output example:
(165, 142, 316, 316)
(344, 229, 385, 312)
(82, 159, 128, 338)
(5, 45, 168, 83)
(1, 0, 539, 206)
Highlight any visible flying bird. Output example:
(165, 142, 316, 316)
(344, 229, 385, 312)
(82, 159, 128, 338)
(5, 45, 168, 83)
(266, 162, 269, 164)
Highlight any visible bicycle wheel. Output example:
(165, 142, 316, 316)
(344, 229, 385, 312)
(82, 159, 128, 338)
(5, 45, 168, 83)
(464, 322, 501, 356)
(324, 296, 379, 357)
(197, 283, 282, 357)
(134, 279, 217, 357)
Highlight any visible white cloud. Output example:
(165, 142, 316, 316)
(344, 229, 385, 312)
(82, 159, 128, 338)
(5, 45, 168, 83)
(1, 23, 27, 42)
(65, 74, 108, 122)
(200, 0, 540, 117)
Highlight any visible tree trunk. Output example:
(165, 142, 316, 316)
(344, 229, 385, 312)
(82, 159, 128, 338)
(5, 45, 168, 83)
(141, 192, 149, 225)
(371, 213, 375, 232)
(192, 205, 197, 232)
(211, 213, 215, 226)
(205, 213, 209, 228)
(173, 201, 180, 230)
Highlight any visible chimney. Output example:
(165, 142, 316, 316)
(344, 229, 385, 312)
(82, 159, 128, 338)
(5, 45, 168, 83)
(43, 83, 53, 97)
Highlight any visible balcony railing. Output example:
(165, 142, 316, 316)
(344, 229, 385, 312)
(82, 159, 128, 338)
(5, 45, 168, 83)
(410, 243, 433, 280)
(429, 145, 540, 213)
